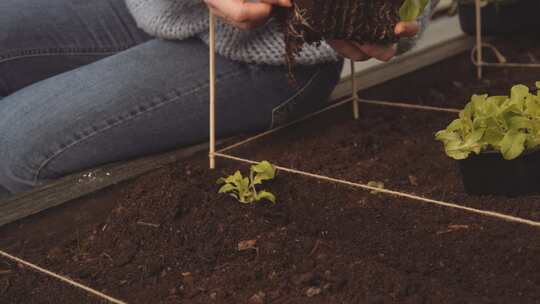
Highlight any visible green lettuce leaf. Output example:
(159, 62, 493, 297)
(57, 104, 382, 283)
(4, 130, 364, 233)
(436, 83, 540, 160)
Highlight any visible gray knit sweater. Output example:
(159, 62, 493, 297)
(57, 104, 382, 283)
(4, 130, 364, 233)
(125, 0, 438, 65)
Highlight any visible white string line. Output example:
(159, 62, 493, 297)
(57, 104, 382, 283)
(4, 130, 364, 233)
(217, 96, 460, 154)
(0, 250, 127, 304)
(471, 43, 540, 68)
(215, 152, 540, 228)
(358, 99, 460, 113)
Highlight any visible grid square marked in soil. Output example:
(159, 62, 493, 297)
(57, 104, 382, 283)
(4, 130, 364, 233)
(207, 9, 540, 228)
(215, 99, 540, 226)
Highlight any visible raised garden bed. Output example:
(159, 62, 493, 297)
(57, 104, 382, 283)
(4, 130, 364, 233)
(1, 35, 540, 303)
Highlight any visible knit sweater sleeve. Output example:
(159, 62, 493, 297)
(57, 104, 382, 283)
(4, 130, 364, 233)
(125, 0, 207, 40)
(124, 0, 439, 65)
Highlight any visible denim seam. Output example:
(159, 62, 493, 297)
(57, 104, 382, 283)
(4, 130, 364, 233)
(33, 69, 245, 182)
(0, 46, 135, 64)
(269, 68, 322, 129)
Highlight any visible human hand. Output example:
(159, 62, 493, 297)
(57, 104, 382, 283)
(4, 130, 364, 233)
(327, 21, 420, 62)
(204, 0, 292, 30)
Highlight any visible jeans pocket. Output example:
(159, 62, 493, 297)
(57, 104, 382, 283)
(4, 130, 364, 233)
(270, 68, 324, 128)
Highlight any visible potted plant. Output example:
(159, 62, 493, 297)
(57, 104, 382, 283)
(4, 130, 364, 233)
(456, 0, 540, 35)
(436, 82, 540, 196)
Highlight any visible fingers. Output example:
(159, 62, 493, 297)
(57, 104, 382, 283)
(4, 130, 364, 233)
(328, 40, 397, 62)
(205, 0, 272, 30)
(327, 40, 370, 61)
(353, 43, 397, 62)
(259, 0, 292, 7)
(395, 21, 420, 38)
(329, 21, 417, 61)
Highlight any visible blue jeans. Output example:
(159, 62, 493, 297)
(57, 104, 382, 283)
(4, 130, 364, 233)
(0, 0, 343, 193)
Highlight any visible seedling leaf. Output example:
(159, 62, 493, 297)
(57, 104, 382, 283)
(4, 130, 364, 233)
(218, 183, 236, 194)
(257, 191, 276, 204)
(500, 131, 527, 160)
(399, 0, 429, 21)
(251, 161, 276, 185)
(367, 181, 385, 194)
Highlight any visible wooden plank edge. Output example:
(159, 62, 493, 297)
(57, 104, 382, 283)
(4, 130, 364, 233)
(0, 142, 216, 227)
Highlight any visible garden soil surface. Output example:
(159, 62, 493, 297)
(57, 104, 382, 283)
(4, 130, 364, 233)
(1, 35, 540, 304)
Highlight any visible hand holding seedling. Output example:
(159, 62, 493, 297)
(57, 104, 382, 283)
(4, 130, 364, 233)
(327, 0, 428, 61)
(327, 21, 419, 62)
(204, 0, 292, 30)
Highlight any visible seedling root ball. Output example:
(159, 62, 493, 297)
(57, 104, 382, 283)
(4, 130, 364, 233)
(277, 0, 404, 74)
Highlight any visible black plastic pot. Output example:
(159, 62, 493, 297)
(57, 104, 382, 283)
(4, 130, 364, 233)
(458, 0, 540, 36)
(458, 150, 540, 196)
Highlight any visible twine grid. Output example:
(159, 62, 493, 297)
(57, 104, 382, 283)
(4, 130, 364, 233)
(208, 10, 540, 229)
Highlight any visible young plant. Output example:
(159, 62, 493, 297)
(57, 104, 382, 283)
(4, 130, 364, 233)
(217, 161, 277, 204)
(436, 82, 540, 160)
(367, 181, 386, 194)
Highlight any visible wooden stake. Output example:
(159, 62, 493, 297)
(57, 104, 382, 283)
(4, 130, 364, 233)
(350, 60, 360, 120)
(475, 0, 483, 79)
(209, 13, 217, 169)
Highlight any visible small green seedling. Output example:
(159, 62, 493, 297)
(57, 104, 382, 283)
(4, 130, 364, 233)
(436, 82, 540, 160)
(400, 0, 430, 21)
(367, 181, 385, 194)
(217, 161, 277, 204)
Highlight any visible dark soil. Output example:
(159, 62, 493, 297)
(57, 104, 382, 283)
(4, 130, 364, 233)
(1, 36, 540, 304)
(0, 260, 101, 304)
